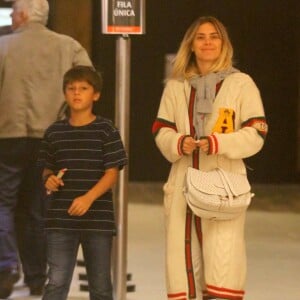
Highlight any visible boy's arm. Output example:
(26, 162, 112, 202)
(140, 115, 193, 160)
(68, 167, 119, 216)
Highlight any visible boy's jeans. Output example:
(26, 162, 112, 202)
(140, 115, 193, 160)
(43, 230, 113, 300)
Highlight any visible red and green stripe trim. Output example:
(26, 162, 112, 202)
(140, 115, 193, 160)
(242, 116, 268, 139)
(152, 118, 177, 137)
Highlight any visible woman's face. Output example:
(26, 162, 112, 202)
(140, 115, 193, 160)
(191, 22, 222, 69)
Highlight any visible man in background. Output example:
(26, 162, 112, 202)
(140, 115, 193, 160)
(0, 0, 93, 298)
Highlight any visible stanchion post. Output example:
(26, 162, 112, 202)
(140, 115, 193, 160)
(113, 34, 131, 300)
(101, 2, 144, 298)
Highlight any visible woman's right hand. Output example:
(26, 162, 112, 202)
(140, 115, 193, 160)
(182, 136, 199, 155)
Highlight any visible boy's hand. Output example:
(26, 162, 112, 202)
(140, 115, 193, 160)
(45, 174, 64, 192)
(67, 167, 118, 216)
(68, 195, 93, 216)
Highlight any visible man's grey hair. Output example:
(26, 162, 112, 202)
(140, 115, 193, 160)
(13, 0, 49, 25)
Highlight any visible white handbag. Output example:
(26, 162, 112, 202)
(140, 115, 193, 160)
(184, 167, 254, 220)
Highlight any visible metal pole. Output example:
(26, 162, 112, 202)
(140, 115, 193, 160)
(113, 35, 131, 300)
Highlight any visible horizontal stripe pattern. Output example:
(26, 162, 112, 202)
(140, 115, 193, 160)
(207, 134, 218, 155)
(152, 117, 177, 137)
(207, 284, 245, 299)
(39, 116, 127, 233)
(242, 116, 268, 139)
(168, 292, 187, 300)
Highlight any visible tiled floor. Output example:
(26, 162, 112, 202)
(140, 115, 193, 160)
(7, 183, 300, 300)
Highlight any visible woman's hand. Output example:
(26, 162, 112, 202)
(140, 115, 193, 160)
(182, 136, 209, 155)
(182, 136, 199, 155)
(196, 138, 209, 154)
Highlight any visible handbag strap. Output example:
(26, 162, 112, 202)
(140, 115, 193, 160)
(217, 169, 234, 202)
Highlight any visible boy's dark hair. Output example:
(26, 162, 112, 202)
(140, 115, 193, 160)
(63, 65, 103, 93)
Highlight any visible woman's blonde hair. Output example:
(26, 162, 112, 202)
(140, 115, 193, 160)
(170, 16, 233, 79)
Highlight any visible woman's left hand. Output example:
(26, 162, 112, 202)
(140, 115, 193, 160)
(196, 138, 209, 154)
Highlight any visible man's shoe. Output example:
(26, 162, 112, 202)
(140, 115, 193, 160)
(0, 268, 20, 298)
(29, 283, 45, 296)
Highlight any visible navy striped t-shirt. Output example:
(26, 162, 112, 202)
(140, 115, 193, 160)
(39, 116, 127, 234)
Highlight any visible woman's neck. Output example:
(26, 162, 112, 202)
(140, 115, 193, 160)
(197, 61, 213, 75)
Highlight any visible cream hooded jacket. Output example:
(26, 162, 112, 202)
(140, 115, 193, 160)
(153, 72, 267, 179)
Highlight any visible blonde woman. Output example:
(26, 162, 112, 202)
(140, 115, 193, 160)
(152, 16, 268, 300)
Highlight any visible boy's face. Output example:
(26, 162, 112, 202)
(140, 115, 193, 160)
(64, 80, 100, 113)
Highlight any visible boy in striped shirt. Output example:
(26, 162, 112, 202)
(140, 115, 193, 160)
(39, 65, 127, 300)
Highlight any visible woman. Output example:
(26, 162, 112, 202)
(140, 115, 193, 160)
(152, 16, 267, 300)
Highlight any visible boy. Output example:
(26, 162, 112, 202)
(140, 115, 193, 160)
(39, 66, 127, 300)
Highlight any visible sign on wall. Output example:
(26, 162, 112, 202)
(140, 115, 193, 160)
(102, 0, 145, 35)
